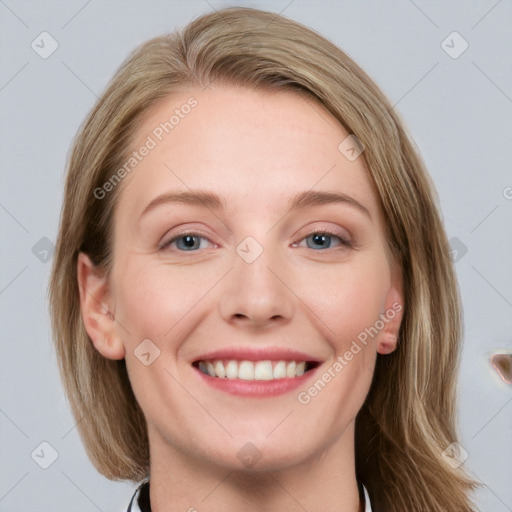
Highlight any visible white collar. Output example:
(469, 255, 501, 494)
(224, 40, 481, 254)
(127, 481, 372, 511)
(363, 484, 372, 511)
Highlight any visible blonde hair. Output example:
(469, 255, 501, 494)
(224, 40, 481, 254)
(49, 7, 477, 510)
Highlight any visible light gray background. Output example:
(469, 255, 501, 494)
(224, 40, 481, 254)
(1, 1, 511, 511)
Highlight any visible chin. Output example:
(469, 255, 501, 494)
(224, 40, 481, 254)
(200, 428, 328, 473)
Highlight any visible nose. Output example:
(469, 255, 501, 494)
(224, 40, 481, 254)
(218, 242, 295, 329)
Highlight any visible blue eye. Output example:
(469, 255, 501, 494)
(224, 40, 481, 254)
(163, 234, 212, 251)
(176, 235, 201, 250)
(161, 230, 350, 253)
(301, 232, 348, 250)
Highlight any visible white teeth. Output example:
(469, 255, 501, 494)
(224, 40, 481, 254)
(238, 361, 255, 380)
(214, 361, 225, 378)
(197, 359, 313, 380)
(225, 360, 238, 379)
(286, 361, 296, 378)
(206, 362, 215, 377)
(254, 361, 273, 380)
(273, 360, 287, 379)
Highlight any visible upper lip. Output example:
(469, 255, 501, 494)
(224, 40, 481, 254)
(192, 347, 323, 363)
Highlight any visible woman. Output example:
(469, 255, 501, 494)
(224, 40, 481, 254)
(49, 7, 476, 511)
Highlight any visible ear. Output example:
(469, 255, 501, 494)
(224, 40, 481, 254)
(377, 264, 404, 355)
(77, 252, 125, 360)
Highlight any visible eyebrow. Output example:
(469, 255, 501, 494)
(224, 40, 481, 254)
(140, 189, 371, 219)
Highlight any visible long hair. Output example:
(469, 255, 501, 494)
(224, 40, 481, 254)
(49, 7, 476, 510)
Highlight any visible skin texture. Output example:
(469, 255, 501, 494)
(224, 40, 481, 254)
(78, 84, 403, 512)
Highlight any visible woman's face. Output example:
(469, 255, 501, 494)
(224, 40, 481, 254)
(83, 84, 403, 472)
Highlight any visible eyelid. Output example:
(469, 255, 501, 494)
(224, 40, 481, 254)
(310, 228, 350, 242)
(297, 224, 352, 243)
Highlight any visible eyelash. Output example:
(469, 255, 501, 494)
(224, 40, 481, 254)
(160, 229, 352, 252)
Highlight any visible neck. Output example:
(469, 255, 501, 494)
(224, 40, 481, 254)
(147, 422, 362, 512)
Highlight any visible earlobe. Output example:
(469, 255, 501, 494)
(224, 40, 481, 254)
(377, 331, 399, 355)
(77, 252, 125, 360)
(377, 264, 404, 356)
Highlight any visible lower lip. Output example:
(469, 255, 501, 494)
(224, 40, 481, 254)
(193, 366, 319, 397)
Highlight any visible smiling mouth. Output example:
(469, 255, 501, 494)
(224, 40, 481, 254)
(193, 359, 320, 380)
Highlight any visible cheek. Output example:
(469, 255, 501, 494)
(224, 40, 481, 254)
(113, 258, 223, 343)
(294, 259, 386, 428)
(113, 259, 218, 425)
(299, 256, 390, 347)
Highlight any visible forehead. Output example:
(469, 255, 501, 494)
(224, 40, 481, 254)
(115, 84, 380, 221)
